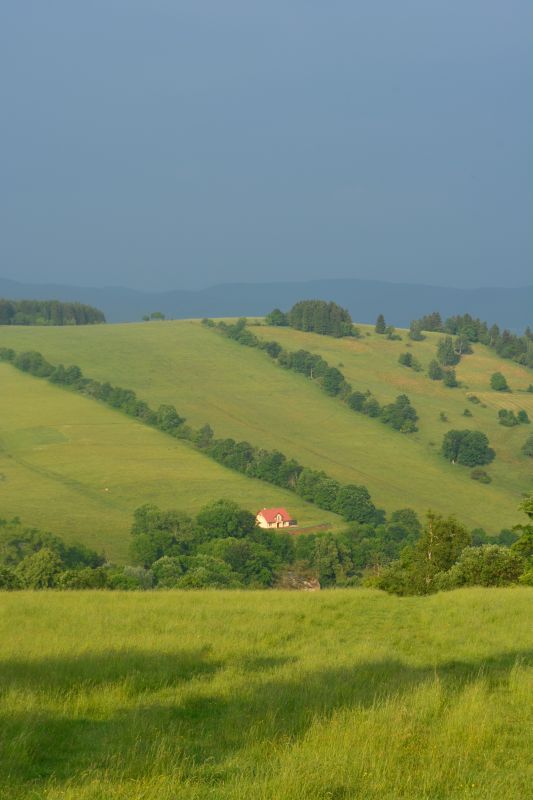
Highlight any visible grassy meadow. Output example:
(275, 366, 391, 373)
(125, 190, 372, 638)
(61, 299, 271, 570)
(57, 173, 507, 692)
(0, 587, 531, 799)
(0, 364, 341, 560)
(1, 320, 532, 534)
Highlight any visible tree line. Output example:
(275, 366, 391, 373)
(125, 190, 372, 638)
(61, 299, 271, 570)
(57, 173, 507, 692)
(408, 311, 533, 369)
(205, 317, 419, 433)
(0, 299, 106, 326)
(371, 496, 533, 595)
(1, 494, 531, 592)
(0, 345, 382, 525)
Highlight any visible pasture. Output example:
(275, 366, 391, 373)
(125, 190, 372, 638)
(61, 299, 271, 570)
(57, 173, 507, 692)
(0, 364, 340, 560)
(0, 587, 531, 799)
(1, 320, 531, 533)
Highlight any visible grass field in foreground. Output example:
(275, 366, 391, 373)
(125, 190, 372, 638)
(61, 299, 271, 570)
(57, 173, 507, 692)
(1, 320, 532, 532)
(0, 587, 531, 799)
(0, 365, 341, 560)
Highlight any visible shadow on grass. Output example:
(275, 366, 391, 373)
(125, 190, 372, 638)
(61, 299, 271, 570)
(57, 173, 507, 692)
(0, 647, 219, 693)
(0, 648, 531, 791)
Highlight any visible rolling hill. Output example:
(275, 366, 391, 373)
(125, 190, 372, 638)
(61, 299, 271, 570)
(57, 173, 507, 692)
(1, 274, 532, 329)
(1, 318, 532, 545)
(0, 364, 341, 561)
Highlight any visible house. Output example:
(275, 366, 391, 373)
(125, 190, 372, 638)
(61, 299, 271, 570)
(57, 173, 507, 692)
(256, 507, 297, 529)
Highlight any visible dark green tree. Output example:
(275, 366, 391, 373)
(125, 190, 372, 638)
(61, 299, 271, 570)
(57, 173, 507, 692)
(14, 548, 63, 588)
(375, 314, 386, 334)
(441, 430, 495, 466)
(195, 499, 256, 542)
(522, 435, 533, 457)
(428, 360, 443, 380)
(498, 409, 519, 427)
(442, 368, 458, 387)
(408, 320, 425, 341)
(490, 372, 509, 391)
(334, 484, 378, 523)
(437, 336, 460, 366)
(321, 367, 348, 396)
(130, 504, 195, 566)
(156, 404, 185, 433)
(265, 308, 288, 326)
(176, 555, 242, 588)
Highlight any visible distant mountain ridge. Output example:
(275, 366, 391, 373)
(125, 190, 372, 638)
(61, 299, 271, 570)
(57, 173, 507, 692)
(0, 276, 531, 330)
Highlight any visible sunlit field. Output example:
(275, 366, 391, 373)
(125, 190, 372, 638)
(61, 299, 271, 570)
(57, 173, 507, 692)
(0, 364, 341, 560)
(1, 588, 531, 799)
(1, 320, 532, 534)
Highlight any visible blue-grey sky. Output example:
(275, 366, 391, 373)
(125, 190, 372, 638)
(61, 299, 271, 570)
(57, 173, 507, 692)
(1, 1, 531, 290)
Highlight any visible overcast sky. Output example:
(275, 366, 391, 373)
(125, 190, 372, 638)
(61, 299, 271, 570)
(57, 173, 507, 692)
(1, 1, 531, 291)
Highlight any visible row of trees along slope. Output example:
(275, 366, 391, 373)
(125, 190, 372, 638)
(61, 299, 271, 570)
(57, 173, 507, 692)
(0, 299, 105, 325)
(206, 317, 419, 433)
(0, 345, 382, 526)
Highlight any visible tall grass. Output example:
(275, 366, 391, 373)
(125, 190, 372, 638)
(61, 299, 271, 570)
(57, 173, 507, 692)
(1, 588, 531, 799)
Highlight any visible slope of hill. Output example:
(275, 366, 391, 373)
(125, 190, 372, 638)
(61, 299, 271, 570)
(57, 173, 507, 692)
(0, 365, 341, 560)
(1, 320, 531, 534)
(1, 275, 532, 329)
(1, 588, 532, 799)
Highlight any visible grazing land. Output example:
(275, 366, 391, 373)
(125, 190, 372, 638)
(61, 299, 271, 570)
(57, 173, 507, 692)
(0, 587, 531, 799)
(0, 365, 340, 561)
(1, 320, 532, 538)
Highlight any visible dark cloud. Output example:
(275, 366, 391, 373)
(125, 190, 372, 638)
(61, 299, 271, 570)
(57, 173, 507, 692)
(1, 0, 531, 290)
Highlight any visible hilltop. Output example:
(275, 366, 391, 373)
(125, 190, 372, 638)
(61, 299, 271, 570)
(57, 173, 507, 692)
(1, 275, 532, 328)
(1, 317, 532, 547)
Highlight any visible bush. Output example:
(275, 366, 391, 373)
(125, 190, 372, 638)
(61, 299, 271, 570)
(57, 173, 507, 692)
(265, 308, 288, 326)
(470, 468, 491, 484)
(399, 352, 421, 371)
(522, 435, 533, 457)
(442, 369, 458, 387)
(175, 555, 242, 588)
(490, 372, 509, 391)
(498, 409, 519, 427)
(398, 352, 413, 367)
(347, 391, 367, 412)
(362, 396, 381, 417)
(380, 395, 418, 432)
(428, 360, 443, 380)
(435, 545, 524, 589)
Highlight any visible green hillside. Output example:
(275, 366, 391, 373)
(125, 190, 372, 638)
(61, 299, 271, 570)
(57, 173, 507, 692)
(1, 319, 531, 534)
(0, 365, 340, 560)
(1, 587, 532, 799)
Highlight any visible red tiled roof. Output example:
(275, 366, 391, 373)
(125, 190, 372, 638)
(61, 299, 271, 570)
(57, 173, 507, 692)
(256, 507, 294, 523)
